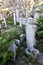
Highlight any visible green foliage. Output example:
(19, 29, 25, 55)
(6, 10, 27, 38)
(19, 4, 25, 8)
(37, 16, 43, 27)
(6, 17, 14, 26)
(40, 9, 43, 13)
(0, 26, 24, 65)
(0, 20, 3, 24)
(36, 16, 43, 52)
(0, 30, 2, 37)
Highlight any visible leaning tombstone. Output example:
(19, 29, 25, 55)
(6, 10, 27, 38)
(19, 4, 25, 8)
(9, 43, 17, 59)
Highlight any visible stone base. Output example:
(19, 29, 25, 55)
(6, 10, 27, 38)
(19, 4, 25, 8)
(25, 48, 39, 55)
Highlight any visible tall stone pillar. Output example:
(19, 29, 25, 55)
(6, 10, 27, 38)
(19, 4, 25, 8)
(26, 8, 29, 18)
(25, 17, 39, 55)
(34, 8, 40, 23)
(0, 14, 3, 20)
(34, 8, 40, 45)
(16, 9, 19, 18)
(3, 17, 7, 27)
(19, 17, 22, 27)
(25, 23, 34, 51)
(16, 8, 19, 23)
(13, 12, 16, 25)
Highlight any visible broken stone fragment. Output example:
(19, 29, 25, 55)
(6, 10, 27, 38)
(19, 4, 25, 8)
(15, 39, 20, 45)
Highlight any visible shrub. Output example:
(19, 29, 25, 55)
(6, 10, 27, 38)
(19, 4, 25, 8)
(36, 16, 43, 52)
(0, 26, 24, 65)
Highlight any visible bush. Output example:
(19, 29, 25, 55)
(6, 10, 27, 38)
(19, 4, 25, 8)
(36, 16, 43, 52)
(0, 20, 3, 24)
(6, 17, 14, 26)
(0, 26, 24, 65)
(40, 9, 43, 13)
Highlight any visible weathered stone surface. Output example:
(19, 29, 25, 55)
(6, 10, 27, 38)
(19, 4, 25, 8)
(38, 53, 43, 65)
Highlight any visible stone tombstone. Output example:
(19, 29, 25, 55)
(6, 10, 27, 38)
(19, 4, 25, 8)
(9, 43, 17, 59)
(13, 12, 16, 25)
(25, 22, 34, 51)
(1, 22, 5, 29)
(19, 17, 22, 27)
(34, 8, 40, 23)
(34, 8, 40, 45)
(3, 18, 7, 27)
(16, 9, 19, 18)
(25, 16, 39, 55)
(0, 14, 3, 20)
